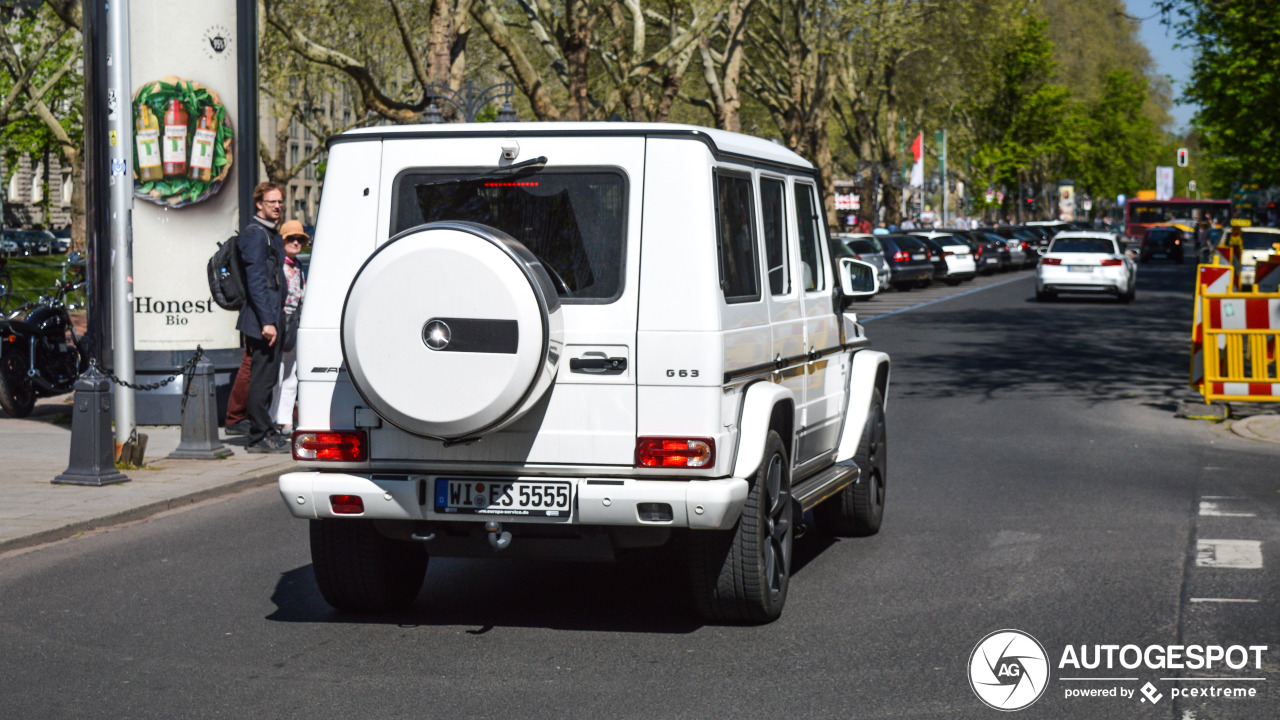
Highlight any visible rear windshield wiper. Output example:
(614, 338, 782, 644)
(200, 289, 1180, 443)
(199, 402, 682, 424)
(415, 156, 549, 188)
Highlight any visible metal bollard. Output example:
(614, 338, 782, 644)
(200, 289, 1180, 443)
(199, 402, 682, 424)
(53, 367, 130, 485)
(168, 357, 232, 459)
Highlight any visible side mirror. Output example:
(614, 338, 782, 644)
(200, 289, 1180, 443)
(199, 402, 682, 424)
(838, 257, 879, 308)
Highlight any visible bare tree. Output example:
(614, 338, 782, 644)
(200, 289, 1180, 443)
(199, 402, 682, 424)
(264, 0, 474, 125)
(741, 0, 838, 220)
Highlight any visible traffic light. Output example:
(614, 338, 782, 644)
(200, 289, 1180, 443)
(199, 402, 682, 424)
(1177, 148, 1189, 167)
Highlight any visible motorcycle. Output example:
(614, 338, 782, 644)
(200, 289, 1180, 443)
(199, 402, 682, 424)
(0, 253, 87, 418)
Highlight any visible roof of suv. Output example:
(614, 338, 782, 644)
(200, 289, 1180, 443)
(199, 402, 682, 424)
(334, 122, 814, 171)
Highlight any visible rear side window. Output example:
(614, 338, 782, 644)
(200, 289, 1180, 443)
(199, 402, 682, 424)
(715, 172, 761, 303)
(760, 177, 790, 296)
(392, 170, 627, 302)
(795, 183, 825, 291)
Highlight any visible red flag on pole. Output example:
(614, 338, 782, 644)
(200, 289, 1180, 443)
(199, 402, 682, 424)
(909, 133, 923, 188)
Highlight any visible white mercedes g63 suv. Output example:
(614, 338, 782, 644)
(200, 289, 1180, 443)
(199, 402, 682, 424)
(279, 123, 890, 624)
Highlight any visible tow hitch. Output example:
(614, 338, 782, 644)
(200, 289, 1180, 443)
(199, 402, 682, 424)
(485, 520, 513, 551)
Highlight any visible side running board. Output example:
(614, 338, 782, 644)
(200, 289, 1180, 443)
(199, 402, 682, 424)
(792, 459, 861, 512)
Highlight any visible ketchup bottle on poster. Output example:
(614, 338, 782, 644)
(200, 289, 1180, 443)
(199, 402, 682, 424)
(162, 99, 188, 177)
(188, 106, 217, 181)
(134, 103, 163, 182)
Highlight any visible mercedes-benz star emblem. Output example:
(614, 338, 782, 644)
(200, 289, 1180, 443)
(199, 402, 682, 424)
(423, 320, 451, 350)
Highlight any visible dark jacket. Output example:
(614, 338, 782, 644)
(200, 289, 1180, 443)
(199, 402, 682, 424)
(235, 216, 286, 340)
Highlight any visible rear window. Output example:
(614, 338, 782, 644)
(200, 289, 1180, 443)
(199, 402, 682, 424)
(392, 170, 627, 302)
(1146, 229, 1178, 242)
(847, 238, 881, 254)
(1241, 232, 1280, 251)
(1051, 238, 1117, 254)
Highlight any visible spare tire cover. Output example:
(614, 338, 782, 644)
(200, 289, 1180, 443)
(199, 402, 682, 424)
(341, 221, 563, 440)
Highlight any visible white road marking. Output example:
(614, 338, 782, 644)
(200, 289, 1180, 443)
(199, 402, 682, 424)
(1189, 597, 1260, 603)
(1201, 494, 1241, 498)
(1199, 501, 1257, 517)
(1196, 539, 1263, 569)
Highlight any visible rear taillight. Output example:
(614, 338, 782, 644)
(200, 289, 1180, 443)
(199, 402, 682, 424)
(329, 495, 364, 514)
(1101, 258, 1123, 266)
(942, 251, 954, 258)
(636, 437, 715, 468)
(893, 250, 910, 262)
(1021, 242, 1031, 251)
(1041, 258, 1062, 265)
(293, 431, 367, 461)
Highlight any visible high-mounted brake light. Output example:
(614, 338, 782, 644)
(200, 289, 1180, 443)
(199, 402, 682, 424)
(1101, 258, 1123, 266)
(483, 181, 539, 187)
(293, 431, 367, 461)
(1041, 258, 1062, 265)
(330, 495, 364, 514)
(636, 437, 715, 468)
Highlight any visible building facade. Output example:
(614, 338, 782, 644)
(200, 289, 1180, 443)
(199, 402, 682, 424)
(0, 152, 73, 230)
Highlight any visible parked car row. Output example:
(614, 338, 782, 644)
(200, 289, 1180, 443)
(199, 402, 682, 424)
(0, 229, 66, 256)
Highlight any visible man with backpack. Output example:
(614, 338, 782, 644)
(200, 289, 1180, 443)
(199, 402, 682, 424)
(233, 182, 289, 453)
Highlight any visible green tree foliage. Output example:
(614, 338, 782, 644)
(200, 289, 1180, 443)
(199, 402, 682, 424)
(1159, 0, 1280, 191)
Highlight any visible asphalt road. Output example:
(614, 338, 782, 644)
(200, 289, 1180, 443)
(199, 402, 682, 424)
(2, 263, 1277, 719)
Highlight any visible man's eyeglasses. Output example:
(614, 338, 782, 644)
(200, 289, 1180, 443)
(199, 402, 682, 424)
(261, 200, 284, 206)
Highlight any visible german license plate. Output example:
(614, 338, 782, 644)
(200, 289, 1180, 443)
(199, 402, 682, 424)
(1068, 266, 1093, 273)
(434, 478, 572, 517)
(912, 253, 926, 260)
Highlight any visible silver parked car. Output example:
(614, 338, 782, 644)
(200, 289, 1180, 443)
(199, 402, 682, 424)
(834, 233, 890, 290)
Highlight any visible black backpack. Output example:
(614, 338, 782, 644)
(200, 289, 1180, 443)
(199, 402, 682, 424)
(208, 235, 246, 310)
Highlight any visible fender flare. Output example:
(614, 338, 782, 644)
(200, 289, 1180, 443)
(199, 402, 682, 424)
(836, 350, 890, 462)
(731, 382, 796, 479)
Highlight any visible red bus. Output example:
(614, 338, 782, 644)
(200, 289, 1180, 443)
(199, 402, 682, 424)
(1124, 197, 1231, 241)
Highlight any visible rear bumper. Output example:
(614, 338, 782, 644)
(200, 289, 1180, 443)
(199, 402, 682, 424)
(278, 471, 749, 530)
(889, 264, 934, 283)
(1038, 267, 1128, 293)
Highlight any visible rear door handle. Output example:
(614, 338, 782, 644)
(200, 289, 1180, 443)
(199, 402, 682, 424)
(569, 356, 628, 373)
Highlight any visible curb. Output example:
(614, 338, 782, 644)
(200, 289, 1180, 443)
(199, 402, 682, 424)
(0, 463, 290, 555)
(1229, 415, 1280, 446)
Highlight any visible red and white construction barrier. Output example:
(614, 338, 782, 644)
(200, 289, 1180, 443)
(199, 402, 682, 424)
(1203, 296, 1280, 398)
(1191, 265, 1233, 389)
(1254, 260, 1280, 293)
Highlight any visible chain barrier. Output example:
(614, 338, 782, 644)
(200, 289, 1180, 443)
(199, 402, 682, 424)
(89, 345, 204, 392)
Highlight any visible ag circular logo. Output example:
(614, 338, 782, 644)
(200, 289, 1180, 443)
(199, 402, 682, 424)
(423, 319, 451, 351)
(969, 629, 1050, 711)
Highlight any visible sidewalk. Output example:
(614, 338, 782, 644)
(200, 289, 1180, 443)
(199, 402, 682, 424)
(1, 395, 295, 554)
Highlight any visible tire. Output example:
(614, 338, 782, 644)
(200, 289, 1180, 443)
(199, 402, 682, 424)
(915, 279, 932, 289)
(310, 519, 428, 613)
(1036, 289, 1053, 302)
(814, 389, 886, 537)
(689, 430, 792, 624)
(892, 282, 912, 292)
(0, 354, 34, 418)
(945, 278, 962, 286)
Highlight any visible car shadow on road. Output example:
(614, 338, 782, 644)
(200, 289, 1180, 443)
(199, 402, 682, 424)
(267, 523, 841, 632)
(889, 263, 1202, 412)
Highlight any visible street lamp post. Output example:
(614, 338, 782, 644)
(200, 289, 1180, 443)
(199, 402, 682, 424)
(422, 81, 519, 123)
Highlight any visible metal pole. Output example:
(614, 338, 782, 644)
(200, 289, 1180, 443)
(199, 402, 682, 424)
(107, 0, 135, 446)
(939, 130, 948, 228)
